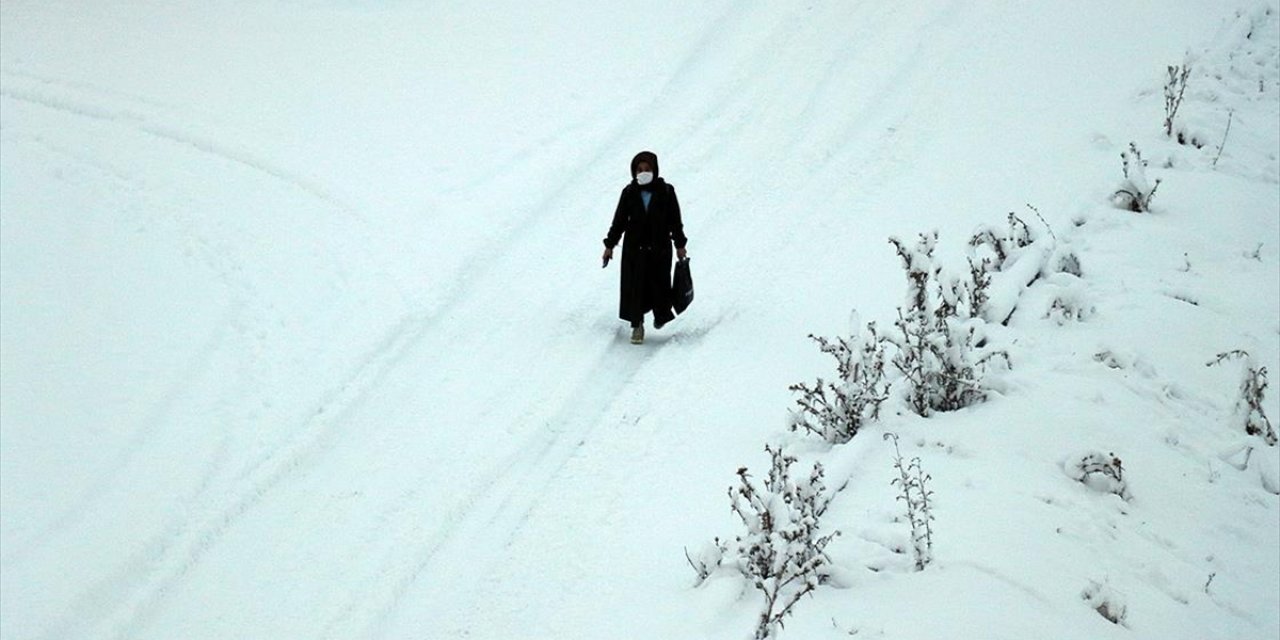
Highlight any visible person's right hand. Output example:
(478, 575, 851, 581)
(602, 247, 613, 263)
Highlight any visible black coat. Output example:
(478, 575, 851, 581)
(603, 177, 688, 324)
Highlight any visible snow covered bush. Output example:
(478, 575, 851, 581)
(1045, 276, 1095, 325)
(969, 211, 1034, 273)
(1066, 451, 1130, 501)
(967, 214, 1031, 322)
(1056, 250, 1083, 277)
(968, 208, 1083, 326)
(719, 445, 844, 640)
(1082, 579, 1128, 626)
(788, 323, 890, 444)
(1113, 142, 1162, 212)
(888, 232, 1007, 416)
(884, 433, 935, 571)
(1208, 350, 1276, 445)
(685, 540, 725, 586)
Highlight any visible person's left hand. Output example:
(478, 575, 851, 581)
(677, 247, 688, 260)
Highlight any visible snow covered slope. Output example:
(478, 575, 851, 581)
(2, 1, 1277, 639)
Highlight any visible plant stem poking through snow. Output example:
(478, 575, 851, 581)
(1246, 243, 1263, 262)
(720, 445, 844, 639)
(884, 433, 934, 571)
(1025, 203, 1056, 244)
(1208, 351, 1276, 445)
(1164, 62, 1192, 138)
(1213, 109, 1233, 167)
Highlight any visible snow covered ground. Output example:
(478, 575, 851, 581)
(2, 1, 1277, 639)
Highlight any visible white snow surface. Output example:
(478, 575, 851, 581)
(2, 1, 1278, 639)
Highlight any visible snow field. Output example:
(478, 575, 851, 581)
(2, 1, 1278, 639)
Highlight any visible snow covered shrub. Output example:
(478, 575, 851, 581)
(788, 324, 890, 444)
(1045, 277, 1095, 325)
(890, 304, 988, 416)
(1047, 296, 1087, 324)
(1164, 62, 1192, 139)
(1082, 579, 1128, 626)
(1113, 143, 1162, 212)
(1208, 350, 1276, 445)
(884, 433, 934, 571)
(888, 233, 1007, 416)
(722, 445, 843, 640)
(969, 211, 1034, 278)
(1056, 251, 1083, 277)
(1066, 451, 1130, 500)
(968, 209, 1060, 325)
(685, 540, 725, 586)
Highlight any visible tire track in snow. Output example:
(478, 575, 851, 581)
(31, 304, 439, 640)
(365, 2, 968, 630)
(6, 3, 757, 634)
(0, 69, 414, 306)
(0, 70, 369, 227)
(3, 30, 730, 633)
(0, 299, 242, 568)
(320, 3, 952, 634)
(0, 71, 447, 640)
(317, 336, 650, 639)
(301, 2, 785, 633)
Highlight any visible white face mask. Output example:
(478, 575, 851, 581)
(635, 171, 654, 186)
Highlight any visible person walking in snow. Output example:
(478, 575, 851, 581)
(601, 150, 688, 344)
